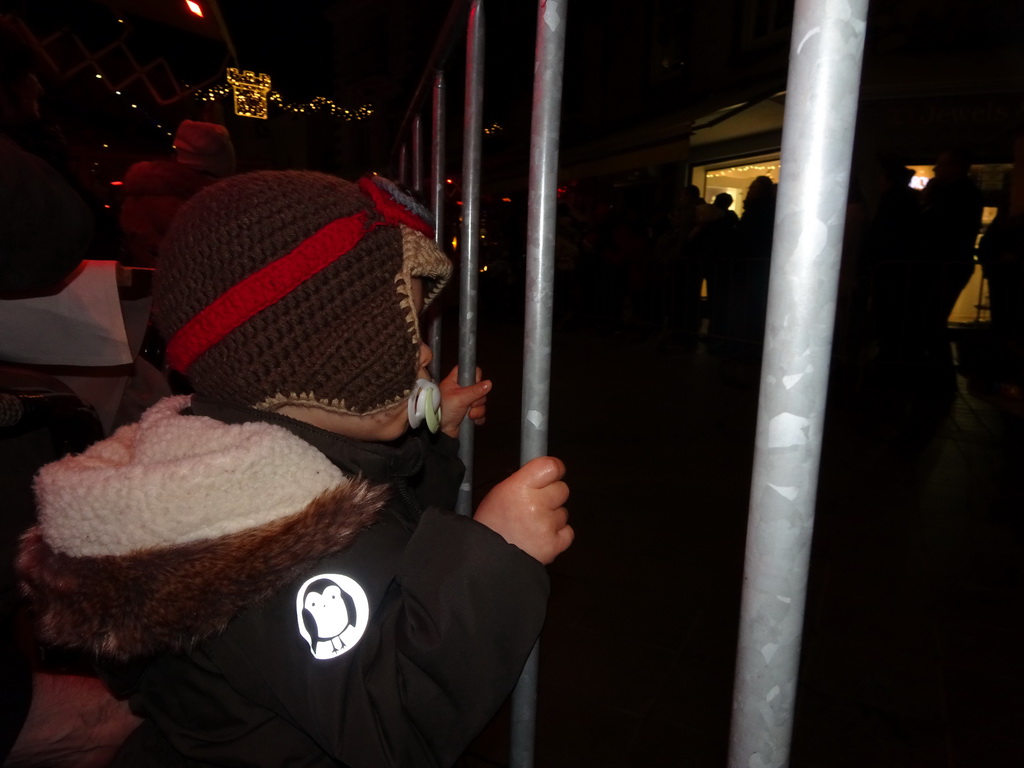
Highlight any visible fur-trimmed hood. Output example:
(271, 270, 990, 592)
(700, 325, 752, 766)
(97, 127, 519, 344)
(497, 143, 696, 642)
(16, 396, 388, 661)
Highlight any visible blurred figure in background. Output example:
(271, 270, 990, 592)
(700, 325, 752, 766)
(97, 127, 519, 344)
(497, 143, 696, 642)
(1, 15, 142, 766)
(119, 120, 236, 268)
(918, 147, 983, 393)
(699, 192, 740, 351)
(658, 184, 704, 344)
(0, 15, 119, 268)
(978, 200, 1024, 355)
(863, 158, 923, 376)
(0, 14, 91, 293)
(731, 175, 777, 360)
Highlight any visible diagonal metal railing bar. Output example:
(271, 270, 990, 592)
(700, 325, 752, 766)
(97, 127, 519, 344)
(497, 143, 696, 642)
(390, 0, 474, 168)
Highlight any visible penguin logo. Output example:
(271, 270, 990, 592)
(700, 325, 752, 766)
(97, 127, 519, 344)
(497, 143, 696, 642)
(295, 574, 370, 660)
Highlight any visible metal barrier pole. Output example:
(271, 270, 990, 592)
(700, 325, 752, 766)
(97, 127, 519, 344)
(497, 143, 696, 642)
(727, 1, 868, 766)
(511, 1, 569, 765)
(455, 0, 484, 518)
(397, 143, 408, 185)
(428, 71, 447, 381)
(411, 114, 424, 193)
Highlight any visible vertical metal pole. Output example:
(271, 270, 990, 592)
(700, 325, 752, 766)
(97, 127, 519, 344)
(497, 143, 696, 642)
(412, 114, 424, 193)
(455, 0, 484, 518)
(727, 2, 868, 767)
(511, 1, 569, 766)
(428, 71, 447, 381)
(397, 143, 408, 186)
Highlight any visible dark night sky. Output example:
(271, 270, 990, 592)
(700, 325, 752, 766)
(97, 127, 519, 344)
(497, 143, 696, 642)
(218, 1, 539, 115)
(217, 0, 338, 101)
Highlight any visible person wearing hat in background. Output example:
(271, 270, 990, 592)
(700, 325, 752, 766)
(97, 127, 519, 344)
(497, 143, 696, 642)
(1, 14, 144, 767)
(16, 170, 574, 766)
(118, 119, 236, 268)
(0, 13, 94, 293)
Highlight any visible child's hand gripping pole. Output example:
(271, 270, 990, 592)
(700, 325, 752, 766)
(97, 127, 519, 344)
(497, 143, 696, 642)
(474, 456, 574, 565)
(437, 366, 491, 439)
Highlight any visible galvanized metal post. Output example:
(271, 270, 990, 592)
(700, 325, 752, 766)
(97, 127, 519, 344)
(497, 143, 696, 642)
(428, 71, 447, 381)
(511, 1, 569, 766)
(455, 0, 484, 518)
(411, 114, 424, 194)
(727, 2, 868, 767)
(397, 143, 408, 186)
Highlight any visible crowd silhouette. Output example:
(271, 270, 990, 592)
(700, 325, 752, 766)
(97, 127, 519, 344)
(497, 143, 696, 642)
(522, 155, 1015, 424)
(535, 176, 780, 368)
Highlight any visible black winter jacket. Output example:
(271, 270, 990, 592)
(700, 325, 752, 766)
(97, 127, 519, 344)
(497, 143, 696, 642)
(17, 396, 548, 767)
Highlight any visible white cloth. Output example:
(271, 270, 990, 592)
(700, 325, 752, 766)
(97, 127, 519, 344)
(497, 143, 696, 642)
(0, 260, 163, 433)
(0, 260, 135, 366)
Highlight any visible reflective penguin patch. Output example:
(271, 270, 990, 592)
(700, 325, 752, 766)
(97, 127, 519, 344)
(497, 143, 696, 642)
(295, 574, 370, 660)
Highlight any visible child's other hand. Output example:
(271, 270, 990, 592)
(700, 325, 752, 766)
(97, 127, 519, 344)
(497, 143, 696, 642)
(474, 456, 573, 564)
(439, 366, 491, 438)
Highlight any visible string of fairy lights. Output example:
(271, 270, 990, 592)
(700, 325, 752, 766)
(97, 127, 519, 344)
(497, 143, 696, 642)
(194, 80, 374, 121)
(705, 163, 779, 179)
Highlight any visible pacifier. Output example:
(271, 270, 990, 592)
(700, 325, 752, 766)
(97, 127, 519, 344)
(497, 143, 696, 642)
(408, 379, 442, 433)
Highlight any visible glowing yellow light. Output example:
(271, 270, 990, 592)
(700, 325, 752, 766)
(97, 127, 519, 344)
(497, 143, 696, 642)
(95, 73, 102, 79)
(480, 265, 488, 272)
(227, 67, 271, 119)
(186, 1, 204, 18)
(706, 163, 780, 179)
(195, 80, 371, 121)
(451, 236, 458, 250)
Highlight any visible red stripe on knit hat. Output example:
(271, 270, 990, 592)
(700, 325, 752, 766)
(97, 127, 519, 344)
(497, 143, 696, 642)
(166, 211, 372, 373)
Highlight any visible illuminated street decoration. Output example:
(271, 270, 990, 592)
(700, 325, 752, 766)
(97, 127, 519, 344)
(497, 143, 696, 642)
(706, 163, 779, 178)
(227, 67, 271, 119)
(197, 79, 372, 121)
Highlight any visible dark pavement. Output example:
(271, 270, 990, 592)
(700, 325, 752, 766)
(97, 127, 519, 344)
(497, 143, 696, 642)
(458, 319, 1024, 768)
(2, 315, 1021, 767)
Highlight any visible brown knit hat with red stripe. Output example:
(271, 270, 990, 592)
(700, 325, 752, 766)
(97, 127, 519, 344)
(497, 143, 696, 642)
(154, 170, 451, 416)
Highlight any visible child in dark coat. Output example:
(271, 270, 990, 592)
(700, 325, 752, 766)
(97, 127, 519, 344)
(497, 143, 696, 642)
(17, 170, 573, 767)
